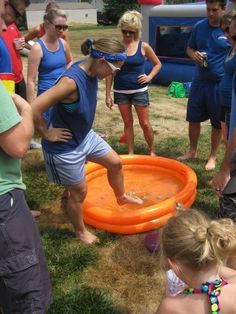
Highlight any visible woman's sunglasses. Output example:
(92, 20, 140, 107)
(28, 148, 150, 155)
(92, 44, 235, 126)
(52, 24, 69, 31)
(121, 29, 136, 35)
(105, 60, 120, 74)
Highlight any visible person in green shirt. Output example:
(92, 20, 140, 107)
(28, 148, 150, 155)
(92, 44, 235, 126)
(0, 2, 52, 312)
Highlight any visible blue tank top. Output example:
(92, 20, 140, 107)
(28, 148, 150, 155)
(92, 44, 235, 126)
(37, 38, 67, 94)
(114, 41, 147, 91)
(219, 49, 236, 108)
(42, 61, 98, 154)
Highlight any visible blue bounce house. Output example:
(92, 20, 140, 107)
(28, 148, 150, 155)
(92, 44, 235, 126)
(139, 0, 207, 85)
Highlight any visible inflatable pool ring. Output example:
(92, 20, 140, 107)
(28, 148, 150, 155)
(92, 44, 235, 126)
(83, 155, 197, 234)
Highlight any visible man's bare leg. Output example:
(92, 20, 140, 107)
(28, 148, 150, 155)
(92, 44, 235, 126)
(177, 122, 200, 160)
(205, 126, 222, 171)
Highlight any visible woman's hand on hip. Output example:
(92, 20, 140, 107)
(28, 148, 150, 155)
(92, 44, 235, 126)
(137, 74, 152, 84)
(47, 127, 73, 142)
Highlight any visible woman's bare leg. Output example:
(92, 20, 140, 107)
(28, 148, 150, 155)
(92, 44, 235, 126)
(65, 182, 99, 244)
(135, 105, 156, 156)
(92, 150, 143, 204)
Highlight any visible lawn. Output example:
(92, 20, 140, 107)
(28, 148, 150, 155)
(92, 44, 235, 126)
(22, 26, 225, 313)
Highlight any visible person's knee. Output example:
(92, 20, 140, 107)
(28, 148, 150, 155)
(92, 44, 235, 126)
(140, 120, 151, 131)
(69, 184, 87, 203)
(108, 156, 123, 172)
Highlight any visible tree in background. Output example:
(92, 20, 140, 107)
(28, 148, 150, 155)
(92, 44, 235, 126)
(103, 0, 140, 24)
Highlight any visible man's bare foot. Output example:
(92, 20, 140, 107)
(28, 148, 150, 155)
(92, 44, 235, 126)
(205, 157, 216, 171)
(76, 230, 100, 245)
(150, 151, 156, 157)
(177, 152, 197, 161)
(117, 193, 143, 205)
(31, 210, 41, 218)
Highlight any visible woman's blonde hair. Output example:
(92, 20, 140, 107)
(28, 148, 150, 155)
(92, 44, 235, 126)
(160, 209, 236, 271)
(221, 9, 236, 27)
(118, 10, 142, 40)
(43, 8, 67, 24)
(81, 38, 125, 58)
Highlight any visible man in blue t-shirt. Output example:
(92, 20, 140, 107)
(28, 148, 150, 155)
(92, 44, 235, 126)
(178, 0, 231, 171)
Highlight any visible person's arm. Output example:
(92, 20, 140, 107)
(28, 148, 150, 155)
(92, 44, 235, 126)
(61, 39, 73, 68)
(26, 42, 42, 104)
(211, 128, 236, 193)
(24, 25, 40, 45)
(31, 77, 75, 141)
(105, 75, 113, 109)
(137, 42, 162, 84)
(0, 94, 34, 159)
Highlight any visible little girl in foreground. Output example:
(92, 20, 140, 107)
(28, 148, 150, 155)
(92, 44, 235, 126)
(156, 209, 236, 314)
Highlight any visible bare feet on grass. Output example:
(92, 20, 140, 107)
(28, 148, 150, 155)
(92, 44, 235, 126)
(76, 230, 100, 245)
(205, 157, 216, 171)
(177, 151, 197, 161)
(117, 193, 143, 205)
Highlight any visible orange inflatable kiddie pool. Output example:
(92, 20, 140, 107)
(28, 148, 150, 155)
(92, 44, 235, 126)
(83, 155, 197, 234)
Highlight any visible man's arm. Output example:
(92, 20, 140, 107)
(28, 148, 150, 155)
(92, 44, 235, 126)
(0, 94, 34, 159)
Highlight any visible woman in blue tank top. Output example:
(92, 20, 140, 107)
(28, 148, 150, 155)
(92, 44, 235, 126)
(106, 10, 162, 156)
(156, 209, 236, 314)
(27, 8, 72, 121)
(31, 38, 143, 245)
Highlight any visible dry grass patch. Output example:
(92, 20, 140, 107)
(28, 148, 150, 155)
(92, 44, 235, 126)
(81, 234, 164, 314)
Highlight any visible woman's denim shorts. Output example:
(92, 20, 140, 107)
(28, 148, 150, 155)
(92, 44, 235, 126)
(114, 91, 149, 107)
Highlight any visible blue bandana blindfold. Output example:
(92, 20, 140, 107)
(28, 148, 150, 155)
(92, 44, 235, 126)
(90, 48, 127, 62)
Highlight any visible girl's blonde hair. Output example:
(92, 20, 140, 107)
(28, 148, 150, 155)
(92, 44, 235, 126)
(118, 10, 142, 40)
(81, 38, 125, 58)
(160, 209, 236, 271)
(43, 8, 67, 24)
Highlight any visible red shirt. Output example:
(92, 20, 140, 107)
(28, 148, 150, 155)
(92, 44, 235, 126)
(1, 23, 23, 83)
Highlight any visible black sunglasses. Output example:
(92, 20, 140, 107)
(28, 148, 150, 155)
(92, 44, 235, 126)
(121, 29, 136, 35)
(54, 24, 69, 31)
(7, 2, 23, 18)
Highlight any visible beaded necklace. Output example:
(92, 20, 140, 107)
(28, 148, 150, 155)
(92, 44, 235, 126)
(183, 278, 228, 314)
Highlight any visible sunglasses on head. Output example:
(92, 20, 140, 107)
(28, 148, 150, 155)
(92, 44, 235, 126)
(105, 60, 120, 74)
(52, 23, 68, 31)
(7, 2, 22, 18)
(121, 29, 136, 35)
